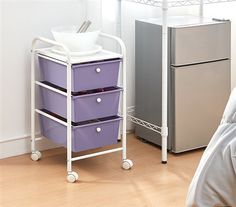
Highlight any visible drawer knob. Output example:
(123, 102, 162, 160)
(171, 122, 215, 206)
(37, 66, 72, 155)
(96, 127, 102, 133)
(96, 68, 101, 73)
(96, 98, 102, 103)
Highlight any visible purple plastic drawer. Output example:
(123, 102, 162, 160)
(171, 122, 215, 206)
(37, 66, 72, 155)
(39, 83, 122, 122)
(39, 113, 121, 152)
(38, 57, 121, 92)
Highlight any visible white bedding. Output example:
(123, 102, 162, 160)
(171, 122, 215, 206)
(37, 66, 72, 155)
(186, 88, 236, 207)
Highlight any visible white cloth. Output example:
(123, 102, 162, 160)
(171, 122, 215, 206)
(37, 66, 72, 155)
(186, 88, 236, 207)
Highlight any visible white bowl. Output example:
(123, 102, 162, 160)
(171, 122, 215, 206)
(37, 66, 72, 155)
(51, 26, 100, 52)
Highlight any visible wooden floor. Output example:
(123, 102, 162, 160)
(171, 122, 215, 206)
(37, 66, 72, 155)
(0, 134, 203, 207)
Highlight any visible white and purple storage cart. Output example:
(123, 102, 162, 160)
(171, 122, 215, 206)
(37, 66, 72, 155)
(30, 33, 133, 183)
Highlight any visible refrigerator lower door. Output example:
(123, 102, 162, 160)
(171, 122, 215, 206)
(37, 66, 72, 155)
(171, 60, 231, 153)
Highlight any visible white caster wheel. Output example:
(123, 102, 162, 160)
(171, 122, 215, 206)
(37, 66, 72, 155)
(122, 159, 133, 170)
(67, 172, 79, 183)
(31, 151, 42, 161)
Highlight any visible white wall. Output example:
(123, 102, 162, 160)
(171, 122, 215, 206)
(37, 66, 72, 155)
(86, 0, 120, 50)
(0, 0, 86, 158)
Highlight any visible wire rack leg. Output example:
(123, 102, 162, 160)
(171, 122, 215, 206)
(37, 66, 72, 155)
(162, 1, 168, 164)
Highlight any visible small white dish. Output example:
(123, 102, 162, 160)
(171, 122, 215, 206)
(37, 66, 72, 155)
(51, 45, 103, 57)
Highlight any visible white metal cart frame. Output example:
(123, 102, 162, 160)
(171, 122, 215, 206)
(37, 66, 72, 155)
(122, 0, 236, 164)
(31, 33, 133, 183)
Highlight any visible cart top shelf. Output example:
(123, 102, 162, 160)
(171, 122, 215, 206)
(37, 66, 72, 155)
(35, 48, 122, 64)
(125, 0, 236, 8)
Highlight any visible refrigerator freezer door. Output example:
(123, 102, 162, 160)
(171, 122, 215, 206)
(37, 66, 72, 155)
(171, 22, 231, 66)
(171, 60, 231, 153)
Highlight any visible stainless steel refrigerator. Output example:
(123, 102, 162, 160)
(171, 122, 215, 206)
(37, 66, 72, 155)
(135, 16, 231, 153)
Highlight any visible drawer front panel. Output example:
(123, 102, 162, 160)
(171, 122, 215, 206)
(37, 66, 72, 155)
(40, 85, 122, 122)
(39, 114, 121, 152)
(73, 60, 120, 91)
(39, 57, 121, 92)
(73, 118, 121, 152)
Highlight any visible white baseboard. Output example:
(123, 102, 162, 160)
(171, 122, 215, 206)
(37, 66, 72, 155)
(0, 136, 58, 159)
(0, 124, 135, 160)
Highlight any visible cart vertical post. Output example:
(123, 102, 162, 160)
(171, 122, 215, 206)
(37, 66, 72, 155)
(65, 51, 79, 183)
(161, 0, 168, 164)
(99, 33, 133, 170)
(31, 50, 36, 153)
(30, 39, 42, 161)
(66, 63, 72, 173)
(122, 43, 127, 161)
